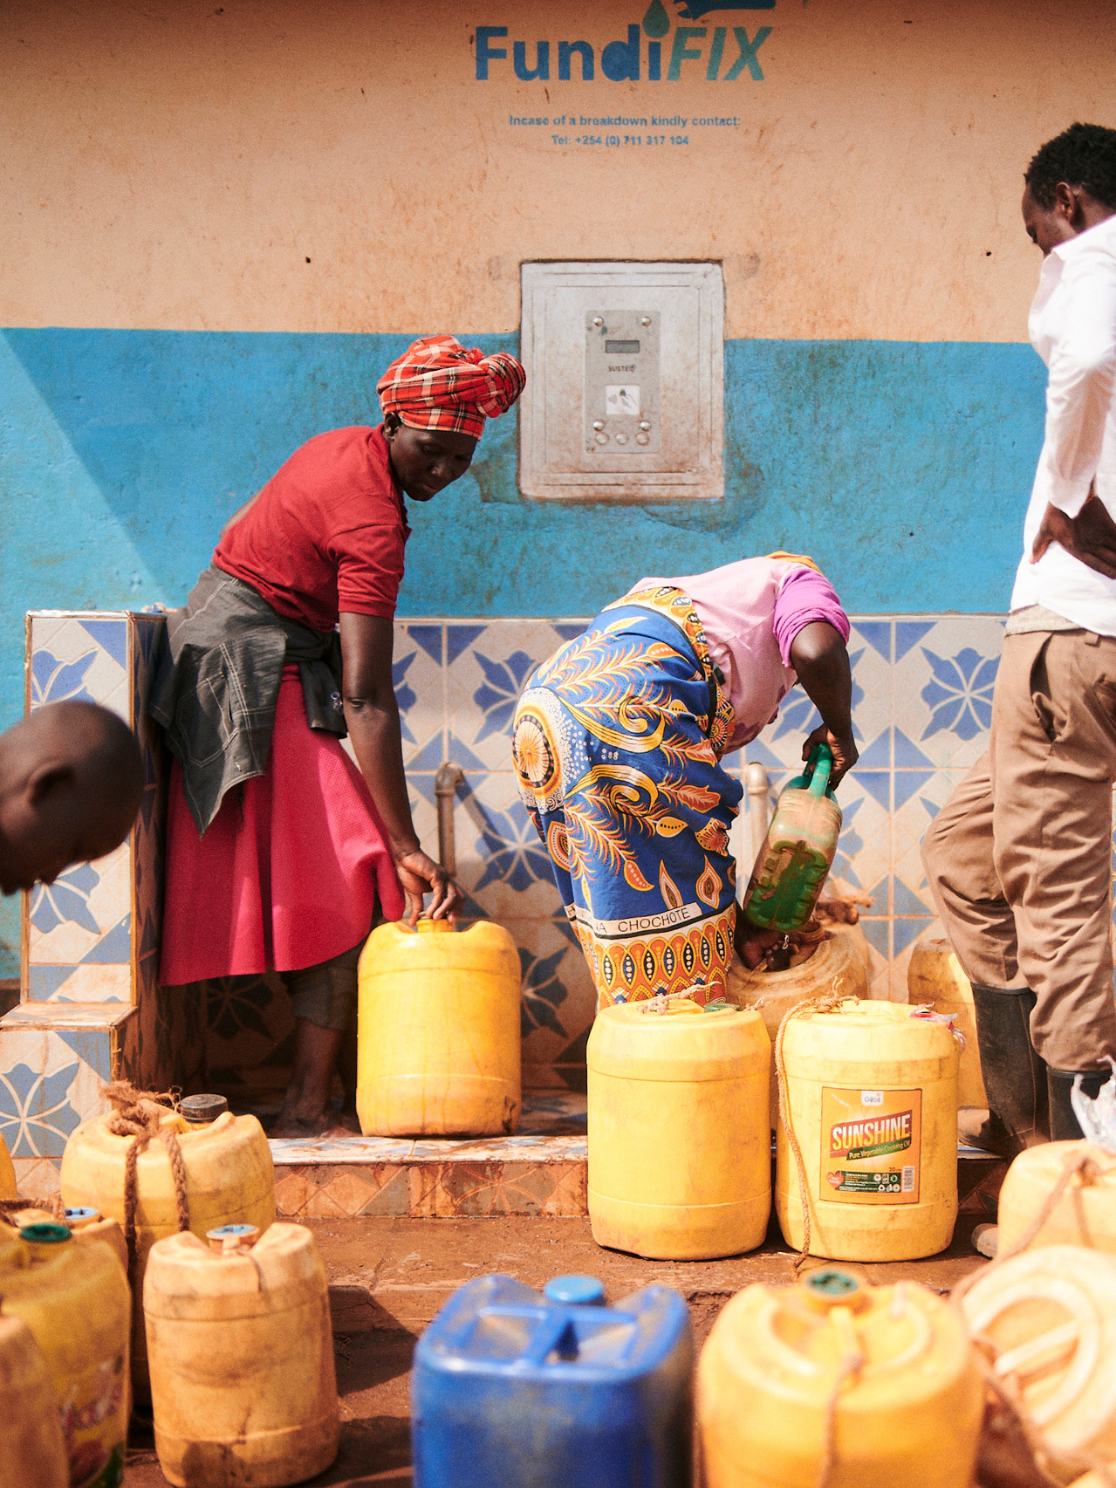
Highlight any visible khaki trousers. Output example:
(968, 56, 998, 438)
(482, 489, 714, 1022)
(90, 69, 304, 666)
(921, 630, 1116, 1071)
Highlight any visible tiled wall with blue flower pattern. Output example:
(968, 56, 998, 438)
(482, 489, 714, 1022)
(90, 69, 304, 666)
(383, 614, 1011, 1090)
(10, 609, 1014, 1113)
(0, 611, 200, 1196)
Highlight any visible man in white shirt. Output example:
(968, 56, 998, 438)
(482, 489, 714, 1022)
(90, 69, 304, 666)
(923, 123, 1116, 1155)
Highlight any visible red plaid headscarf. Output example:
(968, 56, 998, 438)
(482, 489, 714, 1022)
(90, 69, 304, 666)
(377, 335, 526, 442)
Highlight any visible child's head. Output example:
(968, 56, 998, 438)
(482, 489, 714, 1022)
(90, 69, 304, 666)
(0, 702, 143, 894)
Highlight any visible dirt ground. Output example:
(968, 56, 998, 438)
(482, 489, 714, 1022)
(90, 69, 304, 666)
(125, 1210, 988, 1487)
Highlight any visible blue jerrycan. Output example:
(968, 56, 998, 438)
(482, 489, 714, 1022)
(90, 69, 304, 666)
(412, 1273, 692, 1487)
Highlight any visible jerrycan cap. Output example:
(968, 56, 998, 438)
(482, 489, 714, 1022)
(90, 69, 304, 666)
(207, 1223, 260, 1253)
(414, 916, 454, 935)
(20, 1223, 72, 1246)
(785, 742, 838, 799)
(544, 1275, 606, 1306)
(180, 1093, 228, 1125)
(802, 1267, 867, 1312)
(634, 987, 739, 1017)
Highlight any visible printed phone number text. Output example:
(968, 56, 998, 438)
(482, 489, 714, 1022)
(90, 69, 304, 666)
(553, 134, 689, 147)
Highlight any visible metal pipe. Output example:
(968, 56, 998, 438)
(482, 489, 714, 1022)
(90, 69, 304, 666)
(745, 762, 770, 876)
(434, 763, 465, 875)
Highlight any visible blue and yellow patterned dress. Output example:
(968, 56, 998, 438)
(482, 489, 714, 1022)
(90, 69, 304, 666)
(512, 586, 742, 1008)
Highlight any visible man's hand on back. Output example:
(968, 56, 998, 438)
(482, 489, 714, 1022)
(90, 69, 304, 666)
(1031, 490, 1116, 579)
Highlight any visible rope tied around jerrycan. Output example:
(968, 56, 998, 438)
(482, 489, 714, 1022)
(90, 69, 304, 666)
(773, 992, 855, 1274)
(0, 1194, 65, 1226)
(104, 1082, 190, 1284)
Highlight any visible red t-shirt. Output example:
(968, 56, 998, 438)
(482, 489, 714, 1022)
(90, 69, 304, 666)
(212, 425, 410, 632)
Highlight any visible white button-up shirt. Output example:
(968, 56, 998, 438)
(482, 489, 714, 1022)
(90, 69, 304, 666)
(1010, 210, 1116, 633)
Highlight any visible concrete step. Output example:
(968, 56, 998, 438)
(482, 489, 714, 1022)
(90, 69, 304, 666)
(270, 1093, 589, 1220)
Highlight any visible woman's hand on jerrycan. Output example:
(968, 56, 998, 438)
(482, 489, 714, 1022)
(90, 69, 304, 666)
(802, 723, 858, 788)
(735, 919, 784, 971)
(394, 845, 464, 927)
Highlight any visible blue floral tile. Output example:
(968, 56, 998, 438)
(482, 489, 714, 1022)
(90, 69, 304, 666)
(29, 615, 129, 722)
(0, 1006, 135, 1157)
(30, 864, 102, 937)
(503, 917, 596, 1070)
(893, 617, 1003, 769)
(21, 613, 161, 1025)
(445, 621, 576, 771)
(26, 843, 132, 975)
(404, 783, 439, 865)
(846, 621, 891, 750)
(892, 770, 967, 903)
(452, 773, 566, 922)
(394, 628, 445, 769)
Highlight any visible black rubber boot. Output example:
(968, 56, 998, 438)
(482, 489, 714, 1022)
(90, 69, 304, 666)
(1047, 1066, 1112, 1141)
(969, 985, 1049, 1157)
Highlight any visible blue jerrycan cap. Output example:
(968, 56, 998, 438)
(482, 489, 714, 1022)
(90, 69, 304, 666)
(543, 1274, 605, 1306)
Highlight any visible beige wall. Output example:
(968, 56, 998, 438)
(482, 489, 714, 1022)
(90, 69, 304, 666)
(1, 0, 1114, 339)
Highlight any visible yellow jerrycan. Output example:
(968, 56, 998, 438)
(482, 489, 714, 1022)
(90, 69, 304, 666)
(729, 933, 869, 1127)
(776, 1000, 959, 1261)
(0, 1313, 69, 1488)
(907, 939, 987, 1108)
(0, 1130, 16, 1200)
(357, 917, 522, 1136)
(0, 1221, 130, 1488)
(144, 1222, 339, 1488)
(63, 1208, 129, 1277)
(997, 1141, 1116, 1255)
(587, 1001, 771, 1259)
(960, 1245, 1116, 1480)
(697, 1266, 983, 1488)
(61, 1095, 275, 1403)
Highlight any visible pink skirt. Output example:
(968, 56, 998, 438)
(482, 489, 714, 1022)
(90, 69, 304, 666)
(160, 667, 405, 984)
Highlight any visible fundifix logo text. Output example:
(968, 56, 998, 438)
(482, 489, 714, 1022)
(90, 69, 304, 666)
(475, 2, 774, 84)
(829, 1111, 914, 1163)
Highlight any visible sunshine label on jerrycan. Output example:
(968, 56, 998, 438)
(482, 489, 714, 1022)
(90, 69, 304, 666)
(822, 1088, 922, 1203)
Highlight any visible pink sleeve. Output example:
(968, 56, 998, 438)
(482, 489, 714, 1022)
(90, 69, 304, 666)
(772, 566, 851, 666)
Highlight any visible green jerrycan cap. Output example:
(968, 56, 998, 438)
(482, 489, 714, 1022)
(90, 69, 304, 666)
(785, 742, 837, 798)
(20, 1223, 72, 1245)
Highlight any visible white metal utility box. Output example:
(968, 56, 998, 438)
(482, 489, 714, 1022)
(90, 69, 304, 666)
(519, 260, 724, 503)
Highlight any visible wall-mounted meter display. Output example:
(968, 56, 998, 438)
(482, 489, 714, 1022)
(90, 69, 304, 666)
(520, 262, 724, 503)
(585, 311, 660, 454)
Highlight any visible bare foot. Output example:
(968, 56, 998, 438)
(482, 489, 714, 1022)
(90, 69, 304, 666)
(270, 1107, 337, 1139)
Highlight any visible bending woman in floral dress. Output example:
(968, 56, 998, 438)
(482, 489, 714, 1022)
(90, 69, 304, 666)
(512, 556, 856, 1007)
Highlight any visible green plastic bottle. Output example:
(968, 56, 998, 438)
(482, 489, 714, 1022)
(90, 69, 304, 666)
(741, 744, 843, 933)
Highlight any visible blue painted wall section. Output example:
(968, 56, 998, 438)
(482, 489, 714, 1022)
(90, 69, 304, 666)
(0, 327, 1045, 967)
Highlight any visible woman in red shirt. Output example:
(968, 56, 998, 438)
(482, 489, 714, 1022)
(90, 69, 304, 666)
(153, 337, 526, 1135)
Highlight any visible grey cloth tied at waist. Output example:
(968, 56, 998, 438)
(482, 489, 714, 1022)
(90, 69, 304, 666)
(149, 566, 346, 836)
